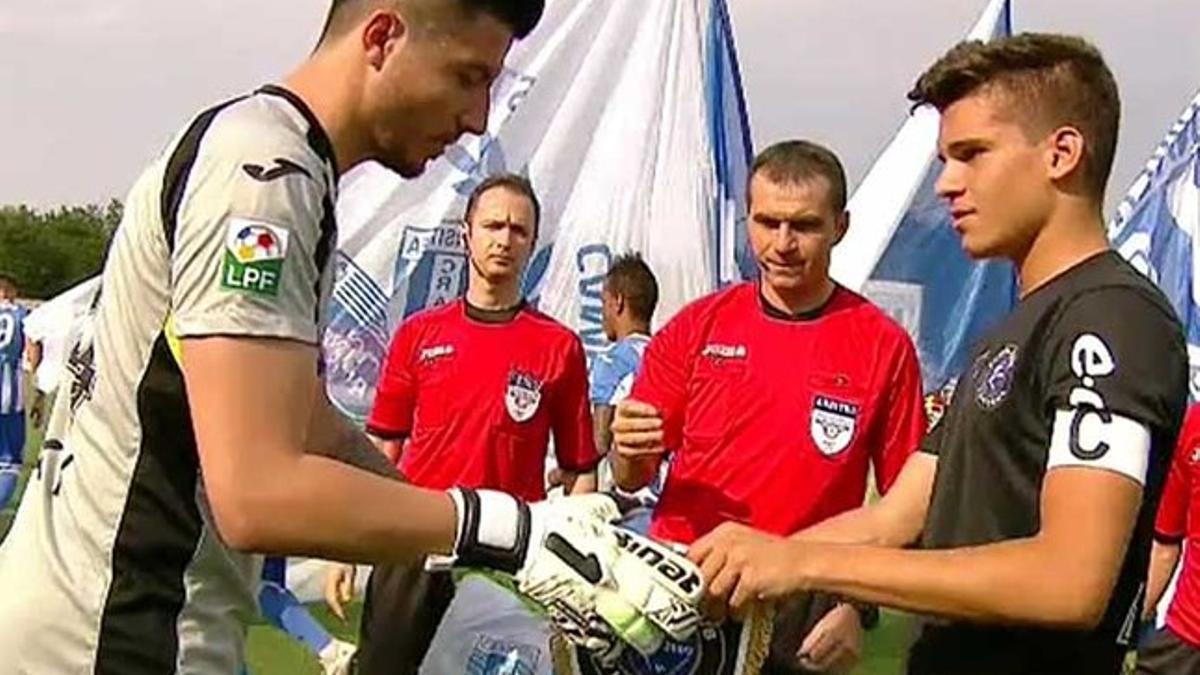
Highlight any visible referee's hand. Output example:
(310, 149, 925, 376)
(611, 399, 667, 457)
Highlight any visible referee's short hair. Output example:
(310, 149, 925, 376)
(605, 253, 658, 325)
(749, 140, 848, 213)
(464, 173, 542, 236)
(320, 0, 544, 44)
(909, 33, 1120, 202)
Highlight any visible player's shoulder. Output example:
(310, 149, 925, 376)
(616, 334, 651, 357)
(520, 304, 585, 345)
(673, 282, 756, 323)
(192, 87, 332, 184)
(402, 299, 461, 330)
(1050, 252, 1182, 337)
(833, 287, 914, 341)
(597, 336, 643, 369)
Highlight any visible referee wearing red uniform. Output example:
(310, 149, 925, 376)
(1140, 404, 1200, 674)
(614, 140, 927, 673)
(352, 173, 600, 674)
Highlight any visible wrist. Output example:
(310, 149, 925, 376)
(791, 540, 826, 592)
(447, 488, 531, 574)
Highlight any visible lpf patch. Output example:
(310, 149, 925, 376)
(221, 219, 289, 297)
(973, 344, 1019, 410)
(505, 370, 544, 423)
(810, 395, 859, 457)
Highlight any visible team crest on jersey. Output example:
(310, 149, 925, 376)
(505, 370, 543, 423)
(810, 395, 859, 456)
(465, 635, 540, 675)
(221, 218, 289, 297)
(973, 343, 1018, 410)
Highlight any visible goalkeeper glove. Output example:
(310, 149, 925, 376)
(440, 488, 703, 656)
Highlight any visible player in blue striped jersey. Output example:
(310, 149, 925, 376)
(0, 276, 38, 511)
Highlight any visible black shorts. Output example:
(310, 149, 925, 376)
(1136, 626, 1200, 675)
(763, 592, 847, 675)
(906, 623, 1128, 675)
(354, 560, 456, 675)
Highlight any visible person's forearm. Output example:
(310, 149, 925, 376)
(562, 470, 597, 495)
(212, 394, 443, 563)
(794, 503, 919, 548)
(797, 536, 1116, 629)
(306, 402, 402, 480)
(1144, 541, 1182, 619)
(612, 453, 659, 492)
(593, 405, 615, 456)
(214, 452, 455, 564)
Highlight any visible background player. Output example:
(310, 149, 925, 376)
(614, 140, 927, 673)
(689, 33, 1189, 675)
(579, 252, 658, 514)
(0, 276, 39, 513)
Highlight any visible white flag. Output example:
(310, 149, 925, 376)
(324, 0, 753, 419)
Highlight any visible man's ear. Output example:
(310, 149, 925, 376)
(361, 10, 406, 71)
(1044, 125, 1086, 184)
(832, 210, 850, 247)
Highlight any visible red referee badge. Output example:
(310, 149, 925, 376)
(505, 370, 543, 423)
(810, 395, 859, 457)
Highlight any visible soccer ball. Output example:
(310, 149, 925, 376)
(233, 225, 282, 263)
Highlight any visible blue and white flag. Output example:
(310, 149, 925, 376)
(1109, 90, 1200, 400)
(830, 0, 1016, 393)
(324, 0, 753, 420)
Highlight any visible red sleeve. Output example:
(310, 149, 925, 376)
(552, 337, 600, 473)
(872, 333, 925, 494)
(1156, 408, 1199, 542)
(629, 309, 694, 452)
(365, 321, 418, 439)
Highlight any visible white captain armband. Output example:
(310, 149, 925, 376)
(1046, 407, 1151, 485)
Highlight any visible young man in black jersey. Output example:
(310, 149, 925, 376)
(688, 33, 1189, 675)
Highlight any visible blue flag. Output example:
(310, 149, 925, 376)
(832, 0, 1016, 393)
(1109, 90, 1200, 399)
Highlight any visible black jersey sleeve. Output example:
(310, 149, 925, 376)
(1040, 286, 1187, 483)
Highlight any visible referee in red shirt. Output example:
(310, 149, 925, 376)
(1139, 404, 1200, 674)
(613, 140, 927, 673)
(346, 173, 600, 674)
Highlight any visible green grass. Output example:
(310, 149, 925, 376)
(1, 400, 911, 674)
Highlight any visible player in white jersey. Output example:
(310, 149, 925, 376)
(0, 2, 705, 673)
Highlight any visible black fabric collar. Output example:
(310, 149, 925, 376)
(464, 299, 526, 324)
(759, 285, 839, 322)
(257, 84, 339, 173)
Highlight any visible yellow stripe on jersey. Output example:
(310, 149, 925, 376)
(164, 315, 184, 366)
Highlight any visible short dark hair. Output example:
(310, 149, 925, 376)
(464, 173, 541, 231)
(0, 275, 16, 296)
(908, 32, 1120, 200)
(748, 140, 848, 213)
(605, 253, 658, 324)
(320, 0, 544, 43)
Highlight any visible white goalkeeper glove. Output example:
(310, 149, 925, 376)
(437, 488, 704, 657)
